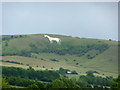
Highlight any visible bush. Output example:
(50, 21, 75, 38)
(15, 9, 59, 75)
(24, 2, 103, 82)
(52, 77, 80, 88)
(2, 78, 10, 88)
(76, 63, 79, 65)
(71, 70, 78, 75)
(111, 75, 120, 89)
(86, 70, 95, 77)
(50, 59, 59, 62)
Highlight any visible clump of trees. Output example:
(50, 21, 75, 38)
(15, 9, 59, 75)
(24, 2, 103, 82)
(78, 71, 114, 87)
(52, 77, 80, 88)
(6, 76, 35, 87)
(2, 66, 60, 82)
(110, 75, 120, 89)
(27, 77, 80, 89)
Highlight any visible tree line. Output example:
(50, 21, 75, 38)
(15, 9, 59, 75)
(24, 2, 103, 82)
(2, 66, 60, 82)
(2, 66, 118, 89)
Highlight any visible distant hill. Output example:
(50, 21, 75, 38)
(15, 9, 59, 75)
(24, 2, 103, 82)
(1, 34, 118, 77)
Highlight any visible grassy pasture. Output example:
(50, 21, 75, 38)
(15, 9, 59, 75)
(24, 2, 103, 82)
(1, 34, 118, 78)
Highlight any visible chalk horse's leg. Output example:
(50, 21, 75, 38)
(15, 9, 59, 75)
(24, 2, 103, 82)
(58, 39, 61, 44)
(50, 40, 53, 43)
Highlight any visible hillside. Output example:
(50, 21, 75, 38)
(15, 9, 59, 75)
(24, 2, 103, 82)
(1, 34, 118, 77)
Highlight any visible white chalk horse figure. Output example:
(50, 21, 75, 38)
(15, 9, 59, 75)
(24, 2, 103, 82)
(44, 35, 61, 44)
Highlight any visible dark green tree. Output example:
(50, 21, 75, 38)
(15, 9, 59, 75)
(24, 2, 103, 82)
(86, 70, 94, 77)
(28, 84, 39, 89)
(52, 77, 80, 88)
(2, 78, 10, 88)
(111, 75, 120, 89)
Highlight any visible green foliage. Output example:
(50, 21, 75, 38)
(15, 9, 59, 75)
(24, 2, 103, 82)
(50, 59, 59, 62)
(2, 66, 115, 88)
(76, 63, 79, 65)
(79, 75, 113, 86)
(52, 77, 80, 88)
(34, 81, 45, 88)
(43, 66, 45, 68)
(28, 81, 52, 89)
(86, 70, 95, 77)
(2, 66, 60, 82)
(2, 77, 10, 88)
(111, 75, 120, 89)
(28, 84, 39, 89)
(76, 80, 88, 88)
(7, 76, 34, 87)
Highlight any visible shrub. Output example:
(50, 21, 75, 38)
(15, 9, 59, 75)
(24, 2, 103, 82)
(52, 77, 80, 88)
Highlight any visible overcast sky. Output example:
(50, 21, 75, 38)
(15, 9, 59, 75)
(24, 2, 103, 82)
(2, 2, 118, 40)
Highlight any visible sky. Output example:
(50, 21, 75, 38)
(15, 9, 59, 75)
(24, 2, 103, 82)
(2, 2, 118, 40)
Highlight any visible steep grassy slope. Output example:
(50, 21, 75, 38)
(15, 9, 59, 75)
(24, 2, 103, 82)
(1, 34, 118, 77)
(2, 34, 109, 56)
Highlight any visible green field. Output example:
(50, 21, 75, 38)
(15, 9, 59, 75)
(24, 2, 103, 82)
(1, 34, 118, 77)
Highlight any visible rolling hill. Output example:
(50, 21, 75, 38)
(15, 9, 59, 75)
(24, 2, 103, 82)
(1, 34, 118, 77)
